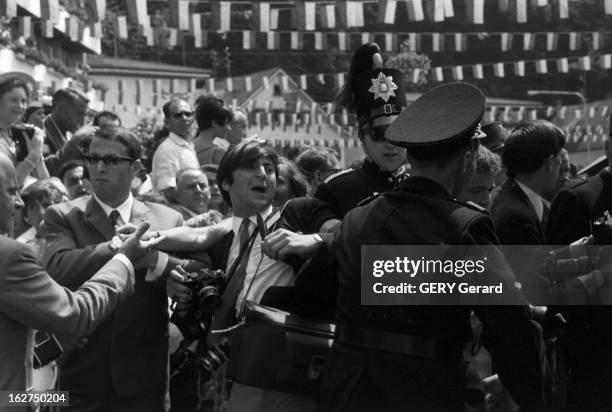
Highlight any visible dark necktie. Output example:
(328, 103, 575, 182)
(109, 210, 120, 229)
(210, 219, 252, 331)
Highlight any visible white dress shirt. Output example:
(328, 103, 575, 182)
(226, 206, 295, 313)
(151, 132, 200, 191)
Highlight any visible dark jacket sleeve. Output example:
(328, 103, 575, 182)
(44, 140, 82, 177)
(547, 188, 591, 245)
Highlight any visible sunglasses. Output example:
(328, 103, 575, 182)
(364, 128, 387, 143)
(83, 154, 134, 167)
(171, 111, 194, 119)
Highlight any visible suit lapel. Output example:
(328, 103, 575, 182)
(507, 179, 547, 243)
(85, 198, 115, 240)
(131, 199, 152, 226)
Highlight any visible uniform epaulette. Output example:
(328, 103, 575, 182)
(323, 168, 354, 184)
(356, 192, 381, 207)
(566, 175, 589, 189)
(448, 198, 490, 215)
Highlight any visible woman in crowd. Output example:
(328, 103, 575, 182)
(274, 156, 309, 206)
(0, 72, 49, 187)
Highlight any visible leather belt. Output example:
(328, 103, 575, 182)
(335, 324, 438, 358)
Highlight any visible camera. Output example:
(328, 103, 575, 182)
(9, 124, 35, 162)
(170, 268, 228, 341)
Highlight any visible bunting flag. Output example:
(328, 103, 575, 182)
(514, 61, 525, 76)
(406, 32, 421, 51)
(379, 0, 398, 24)
(270, 8, 279, 30)
(424, 0, 444, 22)
(117, 79, 125, 105)
(41, 0, 60, 23)
(578, 56, 591, 71)
(592, 32, 601, 50)
(337, 1, 365, 28)
(568, 32, 579, 50)
(452, 66, 464, 81)
(493, 62, 505, 77)
(135, 79, 143, 105)
(604, 0, 612, 14)
(472, 64, 484, 79)
(528, 109, 537, 120)
(211, 1, 231, 32)
(252, 3, 270, 31)
(556, 57, 569, 73)
(361, 32, 372, 45)
(338, 32, 347, 51)
(535, 59, 548, 73)
(501, 32, 513, 52)
(115, 16, 128, 39)
(126, 0, 148, 26)
(140, 25, 154, 46)
(499, 0, 509, 12)
(546, 106, 555, 117)
(169, 0, 190, 31)
(244, 76, 253, 92)
(168, 28, 178, 47)
(281, 75, 289, 91)
(384, 33, 395, 52)
(523, 32, 535, 51)
(293, 1, 316, 30)
(432, 32, 443, 52)
(0, 0, 17, 17)
(41, 19, 55, 38)
(556, 0, 569, 19)
(508, 0, 528, 23)
(191, 14, 202, 47)
(208, 78, 215, 94)
(320, 4, 336, 28)
(226, 77, 233, 92)
(19, 17, 32, 39)
(66, 16, 79, 41)
(263, 76, 270, 89)
(188, 78, 196, 93)
(466, 0, 485, 24)
(405, 0, 425, 21)
(454, 33, 466, 51)
(443, 0, 454, 17)
(602, 54, 612, 69)
(411, 68, 422, 83)
(290, 31, 302, 50)
(432, 66, 444, 82)
(299, 74, 307, 89)
(546, 32, 558, 51)
(314, 32, 324, 50)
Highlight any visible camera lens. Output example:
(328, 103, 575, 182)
(198, 286, 223, 312)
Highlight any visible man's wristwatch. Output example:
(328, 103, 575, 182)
(312, 233, 324, 245)
(109, 235, 123, 253)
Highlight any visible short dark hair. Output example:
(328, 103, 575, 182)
(58, 159, 89, 181)
(217, 141, 279, 206)
(91, 127, 142, 161)
(195, 96, 232, 131)
(295, 147, 339, 179)
(503, 120, 566, 178)
(52, 88, 88, 107)
(93, 110, 121, 126)
(0, 78, 29, 99)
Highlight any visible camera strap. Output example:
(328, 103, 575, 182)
(210, 205, 285, 335)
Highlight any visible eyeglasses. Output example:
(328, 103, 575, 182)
(186, 182, 209, 191)
(171, 111, 194, 119)
(83, 154, 134, 167)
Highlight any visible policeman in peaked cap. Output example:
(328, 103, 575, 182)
(314, 43, 408, 218)
(320, 82, 548, 412)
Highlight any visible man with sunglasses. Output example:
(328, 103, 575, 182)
(42, 127, 202, 411)
(320, 83, 548, 411)
(152, 98, 199, 202)
(314, 43, 408, 219)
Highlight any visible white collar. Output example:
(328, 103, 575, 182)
(515, 179, 546, 222)
(168, 132, 192, 147)
(231, 205, 274, 237)
(93, 192, 134, 224)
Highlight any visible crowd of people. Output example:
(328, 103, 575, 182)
(1, 41, 612, 412)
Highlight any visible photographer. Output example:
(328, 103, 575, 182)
(0, 72, 49, 187)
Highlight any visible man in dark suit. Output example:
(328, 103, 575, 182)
(0, 151, 153, 395)
(320, 83, 548, 411)
(42, 127, 189, 411)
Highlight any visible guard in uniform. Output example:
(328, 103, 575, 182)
(319, 83, 548, 412)
(547, 145, 612, 411)
(314, 43, 408, 218)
